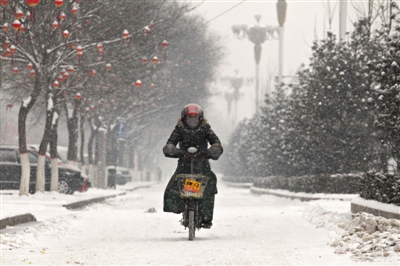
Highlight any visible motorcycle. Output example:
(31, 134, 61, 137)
(175, 153, 209, 241)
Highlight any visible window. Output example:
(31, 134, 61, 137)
(0, 149, 17, 163)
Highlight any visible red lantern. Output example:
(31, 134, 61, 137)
(19, 24, 25, 33)
(98, 50, 105, 56)
(57, 75, 63, 83)
(29, 69, 35, 77)
(12, 21, 21, 42)
(4, 48, 11, 57)
(2, 23, 8, 31)
(67, 66, 74, 73)
(59, 12, 66, 21)
(71, 6, 78, 15)
(89, 69, 96, 77)
(62, 71, 69, 79)
(141, 57, 148, 64)
(143, 26, 151, 35)
(77, 52, 83, 59)
(161, 40, 168, 48)
(60, 69, 66, 76)
(26, 0, 40, 7)
(52, 20, 58, 29)
(150, 83, 155, 89)
(26, 11, 31, 19)
(76, 45, 83, 53)
(14, 10, 24, 20)
(106, 63, 112, 71)
(9, 45, 16, 54)
(52, 80, 59, 88)
(152, 56, 159, 64)
(2, 0, 9, 7)
(62, 30, 69, 38)
(122, 29, 129, 39)
(75, 92, 82, 100)
(12, 67, 19, 74)
(27, 62, 33, 69)
(89, 105, 95, 111)
(135, 80, 142, 87)
(3, 38, 10, 48)
(54, 0, 63, 8)
(97, 43, 103, 50)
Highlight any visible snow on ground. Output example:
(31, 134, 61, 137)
(304, 204, 400, 262)
(0, 182, 399, 265)
(0, 182, 151, 221)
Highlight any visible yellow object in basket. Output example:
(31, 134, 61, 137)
(183, 179, 201, 193)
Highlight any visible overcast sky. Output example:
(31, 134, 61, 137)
(187, 0, 392, 141)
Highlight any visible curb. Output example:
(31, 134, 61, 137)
(64, 183, 154, 210)
(250, 186, 355, 201)
(351, 197, 400, 220)
(124, 183, 153, 192)
(223, 181, 253, 189)
(63, 192, 127, 210)
(0, 213, 37, 230)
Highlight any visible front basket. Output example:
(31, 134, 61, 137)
(175, 174, 209, 199)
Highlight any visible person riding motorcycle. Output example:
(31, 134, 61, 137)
(163, 103, 223, 229)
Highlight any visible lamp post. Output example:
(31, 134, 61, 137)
(229, 71, 244, 125)
(276, 0, 287, 87)
(232, 0, 287, 114)
(232, 16, 277, 114)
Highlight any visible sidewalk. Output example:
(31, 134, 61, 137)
(0, 182, 154, 230)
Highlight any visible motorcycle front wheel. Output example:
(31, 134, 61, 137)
(188, 210, 195, 241)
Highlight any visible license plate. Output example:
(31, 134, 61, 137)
(183, 179, 201, 193)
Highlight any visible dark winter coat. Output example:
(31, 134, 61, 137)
(163, 118, 223, 221)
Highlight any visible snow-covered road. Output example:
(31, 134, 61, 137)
(1, 182, 398, 265)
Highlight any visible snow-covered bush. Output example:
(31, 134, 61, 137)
(253, 173, 363, 194)
(360, 172, 400, 206)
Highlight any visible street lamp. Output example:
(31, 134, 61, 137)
(277, 0, 288, 87)
(229, 70, 243, 125)
(232, 0, 287, 114)
(232, 15, 278, 114)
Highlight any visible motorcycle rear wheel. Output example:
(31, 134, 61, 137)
(188, 210, 195, 241)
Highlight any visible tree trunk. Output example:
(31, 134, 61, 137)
(80, 111, 86, 173)
(49, 95, 60, 192)
(18, 96, 36, 196)
(66, 99, 81, 167)
(87, 117, 100, 185)
(128, 142, 135, 169)
(36, 93, 54, 193)
(96, 128, 107, 188)
(119, 140, 126, 167)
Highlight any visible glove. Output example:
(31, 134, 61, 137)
(208, 144, 223, 160)
(187, 147, 197, 153)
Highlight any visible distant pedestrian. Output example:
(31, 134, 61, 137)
(157, 166, 163, 184)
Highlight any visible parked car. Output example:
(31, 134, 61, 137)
(106, 166, 132, 186)
(0, 145, 84, 194)
(27, 145, 90, 192)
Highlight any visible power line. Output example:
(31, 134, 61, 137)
(205, 0, 246, 24)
